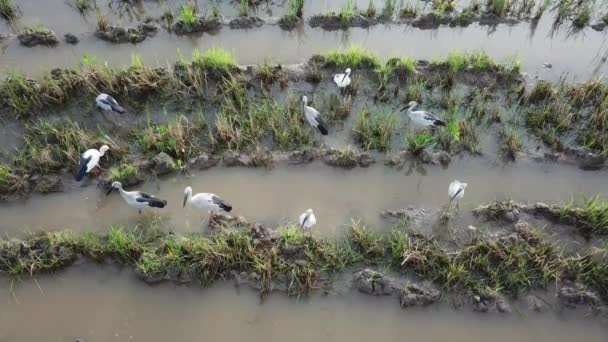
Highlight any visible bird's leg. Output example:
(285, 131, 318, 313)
(138, 208, 142, 215)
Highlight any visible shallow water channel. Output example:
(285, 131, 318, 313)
(1, 157, 607, 236)
(0, 264, 606, 341)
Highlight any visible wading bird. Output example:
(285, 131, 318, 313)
(448, 180, 467, 210)
(75, 145, 109, 181)
(400, 101, 446, 129)
(333, 68, 351, 93)
(106, 182, 167, 213)
(299, 208, 317, 232)
(182, 186, 233, 220)
(96, 93, 125, 113)
(302, 96, 328, 135)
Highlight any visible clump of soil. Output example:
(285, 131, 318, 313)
(17, 27, 59, 47)
(353, 268, 395, 296)
(309, 13, 377, 30)
(172, 17, 222, 34)
(63, 33, 79, 44)
(229, 16, 264, 29)
(279, 15, 300, 30)
(400, 283, 441, 307)
(95, 23, 158, 44)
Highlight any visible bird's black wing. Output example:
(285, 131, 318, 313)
(99, 98, 113, 106)
(424, 113, 446, 127)
(74, 155, 92, 181)
(136, 192, 167, 208)
(106, 95, 118, 105)
(211, 195, 232, 212)
(315, 115, 329, 135)
(137, 192, 151, 199)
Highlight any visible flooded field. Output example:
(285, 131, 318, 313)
(0, 265, 607, 342)
(1, 0, 608, 339)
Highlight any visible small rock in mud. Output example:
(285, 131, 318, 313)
(472, 294, 494, 313)
(412, 13, 446, 29)
(188, 153, 218, 170)
(289, 149, 316, 164)
(400, 283, 440, 307)
(558, 283, 601, 308)
(434, 151, 451, 166)
(357, 153, 375, 167)
(579, 152, 605, 171)
(279, 15, 300, 30)
(495, 296, 512, 313)
(473, 201, 521, 223)
(591, 22, 606, 31)
(419, 149, 436, 164)
(352, 269, 394, 296)
(526, 295, 545, 312)
(64, 33, 79, 44)
(381, 209, 410, 221)
(18, 27, 59, 47)
(173, 17, 222, 34)
(222, 151, 248, 167)
(229, 16, 264, 29)
(151, 152, 176, 175)
(32, 174, 64, 193)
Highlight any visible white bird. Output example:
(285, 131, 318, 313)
(75, 145, 109, 181)
(96, 93, 125, 113)
(400, 101, 446, 128)
(182, 186, 233, 213)
(448, 180, 467, 209)
(302, 96, 328, 135)
(299, 208, 317, 231)
(333, 68, 351, 91)
(106, 182, 167, 213)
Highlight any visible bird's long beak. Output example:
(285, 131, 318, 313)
(340, 74, 347, 84)
(400, 105, 408, 112)
(182, 194, 188, 208)
(105, 187, 114, 196)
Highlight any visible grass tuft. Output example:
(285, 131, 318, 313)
(0, 0, 17, 20)
(324, 45, 381, 69)
(353, 107, 398, 151)
(405, 131, 434, 155)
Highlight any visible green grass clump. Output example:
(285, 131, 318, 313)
(339, 0, 357, 25)
(239, 0, 248, 17)
(502, 128, 522, 160)
(385, 57, 417, 74)
(211, 1, 220, 17)
(399, 2, 418, 18)
(433, 51, 499, 74)
(573, 6, 591, 28)
(486, 0, 510, 17)
(178, 5, 198, 28)
(405, 131, 434, 155)
(134, 116, 204, 160)
(191, 47, 237, 73)
(107, 163, 139, 183)
(0, 71, 40, 118)
(353, 107, 398, 151)
(365, 0, 377, 17)
(74, 0, 90, 12)
(1, 217, 606, 301)
(559, 196, 608, 236)
(0, 0, 17, 20)
(432, 0, 456, 15)
(20, 120, 123, 173)
(288, 0, 305, 17)
(383, 0, 396, 17)
(402, 78, 427, 103)
(0, 163, 26, 196)
(324, 45, 381, 69)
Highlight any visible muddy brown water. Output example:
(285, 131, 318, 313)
(0, 265, 606, 342)
(1, 157, 607, 236)
(1, 5, 607, 80)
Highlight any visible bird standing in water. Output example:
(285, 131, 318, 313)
(106, 182, 167, 214)
(183, 186, 232, 223)
(75, 145, 109, 181)
(448, 180, 467, 210)
(299, 208, 317, 234)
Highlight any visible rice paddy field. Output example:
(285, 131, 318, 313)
(1, 0, 608, 340)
